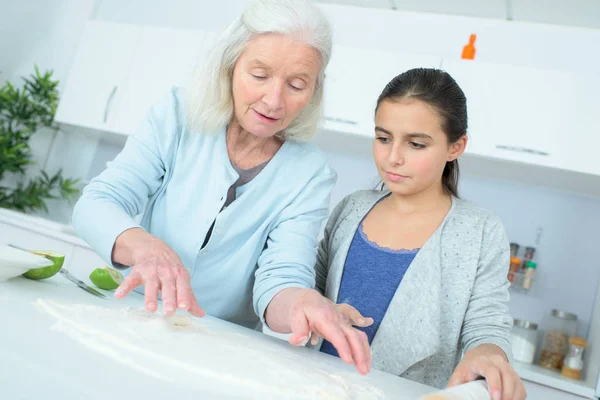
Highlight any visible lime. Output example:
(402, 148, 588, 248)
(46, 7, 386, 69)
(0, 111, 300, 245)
(22, 251, 65, 280)
(89, 266, 124, 290)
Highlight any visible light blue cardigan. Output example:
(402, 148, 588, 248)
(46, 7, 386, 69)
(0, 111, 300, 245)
(73, 88, 337, 328)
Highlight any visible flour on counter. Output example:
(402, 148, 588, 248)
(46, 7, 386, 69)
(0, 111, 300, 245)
(35, 299, 384, 400)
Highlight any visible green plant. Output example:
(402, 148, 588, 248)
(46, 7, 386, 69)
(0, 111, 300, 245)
(0, 66, 79, 213)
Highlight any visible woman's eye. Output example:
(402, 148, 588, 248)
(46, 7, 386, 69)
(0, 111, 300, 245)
(410, 142, 426, 149)
(288, 80, 306, 91)
(252, 74, 267, 80)
(376, 137, 391, 144)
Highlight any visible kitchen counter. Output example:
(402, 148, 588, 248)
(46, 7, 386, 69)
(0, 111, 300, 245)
(0, 275, 437, 400)
(514, 361, 597, 398)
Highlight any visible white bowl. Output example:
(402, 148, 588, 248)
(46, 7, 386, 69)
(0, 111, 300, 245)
(0, 245, 54, 282)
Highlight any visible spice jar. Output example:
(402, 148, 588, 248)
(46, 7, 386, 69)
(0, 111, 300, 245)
(508, 257, 521, 284)
(521, 261, 536, 289)
(521, 246, 535, 270)
(561, 337, 587, 380)
(510, 319, 538, 364)
(509, 243, 520, 258)
(539, 310, 578, 371)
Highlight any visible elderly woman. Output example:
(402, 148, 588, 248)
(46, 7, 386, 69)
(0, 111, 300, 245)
(73, 0, 371, 374)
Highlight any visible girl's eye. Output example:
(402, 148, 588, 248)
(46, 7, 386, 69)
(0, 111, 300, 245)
(410, 142, 426, 149)
(376, 137, 391, 144)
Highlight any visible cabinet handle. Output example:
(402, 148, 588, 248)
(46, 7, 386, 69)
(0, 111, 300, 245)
(496, 144, 549, 157)
(324, 116, 359, 126)
(103, 85, 118, 124)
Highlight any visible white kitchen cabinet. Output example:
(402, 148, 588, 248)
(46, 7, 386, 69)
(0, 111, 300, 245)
(54, 19, 600, 198)
(323, 45, 442, 137)
(442, 58, 576, 170)
(55, 21, 142, 131)
(113, 28, 217, 136)
(561, 73, 600, 178)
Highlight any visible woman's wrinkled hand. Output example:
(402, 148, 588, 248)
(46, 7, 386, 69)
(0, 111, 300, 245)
(113, 230, 205, 318)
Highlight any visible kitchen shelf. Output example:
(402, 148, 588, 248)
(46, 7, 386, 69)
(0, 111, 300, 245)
(513, 361, 597, 398)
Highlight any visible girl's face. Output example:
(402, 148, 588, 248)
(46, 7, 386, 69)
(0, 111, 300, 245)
(373, 99, 466, 197)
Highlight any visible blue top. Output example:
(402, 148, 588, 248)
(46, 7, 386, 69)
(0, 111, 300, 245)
(72, 88, 336, 328)
(320, 222, 418, 357)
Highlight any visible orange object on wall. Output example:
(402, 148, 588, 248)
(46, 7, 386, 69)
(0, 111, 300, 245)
(461, 34, 477, 60)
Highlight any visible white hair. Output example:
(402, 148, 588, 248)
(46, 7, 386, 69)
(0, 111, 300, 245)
(186, 0, 332, 142)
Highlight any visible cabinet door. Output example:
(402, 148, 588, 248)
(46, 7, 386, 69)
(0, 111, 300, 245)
(323, 45, 441, 136)
(562, 73, 600, 177)
(442, 59, 575, 170)
(113, 28, 217, 136)
(55, 21, 141, 131)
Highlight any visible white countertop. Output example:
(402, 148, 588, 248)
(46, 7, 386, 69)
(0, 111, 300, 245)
(0, 275, 437, 400)
(514, 361, 597, 398)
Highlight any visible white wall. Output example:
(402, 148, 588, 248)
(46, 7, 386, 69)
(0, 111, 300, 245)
(92, 0, 250, 31)
(0, 0, 96, 218)
(0, 0, 96, 86)
(3, 0, 600, 342)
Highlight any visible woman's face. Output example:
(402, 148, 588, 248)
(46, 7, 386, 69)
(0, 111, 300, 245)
(231, 34, 321, 138)
(373, 99, 466, 197)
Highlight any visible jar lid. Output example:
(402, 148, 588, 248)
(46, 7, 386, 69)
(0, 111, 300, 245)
(552, 309, 577, 320)
(513, 319, 538, 330)
(569, 337, 587, 347)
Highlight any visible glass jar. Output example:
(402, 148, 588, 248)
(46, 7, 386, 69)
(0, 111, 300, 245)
(509, 243, 520, 258)
(521, 246, 536, 270)
(539, 309, 578, 371)
(510, 319, 538, 364)
(508, 257, 521, 284)
(561, 337, 587, 380)
(521, 261, 536, 290)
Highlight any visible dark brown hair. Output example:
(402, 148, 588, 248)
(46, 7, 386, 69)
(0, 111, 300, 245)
(375, 68, 467, 197)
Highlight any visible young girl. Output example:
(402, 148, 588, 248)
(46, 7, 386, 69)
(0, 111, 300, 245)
(301, 69, 525, 400)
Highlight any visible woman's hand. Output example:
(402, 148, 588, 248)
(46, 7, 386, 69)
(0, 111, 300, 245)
(447, 344, 526, 400)
(287, 290, 372, 375)
(113, 228, 205, 317)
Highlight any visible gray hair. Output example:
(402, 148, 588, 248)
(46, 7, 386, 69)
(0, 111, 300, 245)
(186, 0, 332, 142)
